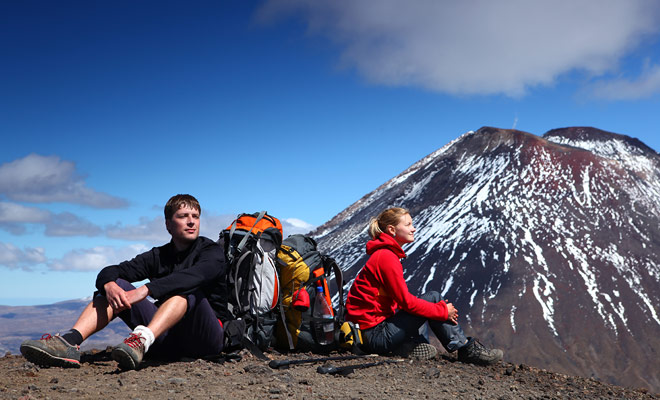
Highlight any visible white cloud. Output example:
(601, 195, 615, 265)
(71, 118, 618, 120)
(104, 213, 236, 244)
(0, 201, 103, 237)
(282, 218, 316, 236)
(48, 244, 150, 272)
(0, 202, 50, 223)
(199, 214, 237, 241)
(45, 212, 103, 237)
(584, 63, 660, 100)
(257, 0, 660, 97)
(0, 242, 47, 269)
(106, 216, 170, 243)
(0, 202, 50, 234)
(0, 154, 128, 208)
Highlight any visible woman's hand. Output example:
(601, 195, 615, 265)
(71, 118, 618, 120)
(446, 301, 459, 325)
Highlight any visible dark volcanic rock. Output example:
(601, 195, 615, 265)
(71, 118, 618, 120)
(0, 350, 657, 399)
(313, 126, 660, 393)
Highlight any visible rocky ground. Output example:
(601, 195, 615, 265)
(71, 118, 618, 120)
(0, 348, 657, 400)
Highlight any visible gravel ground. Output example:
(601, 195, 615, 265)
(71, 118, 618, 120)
(1, 348, 657, 400)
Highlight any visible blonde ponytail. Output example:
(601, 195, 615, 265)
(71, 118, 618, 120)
(368, 217, 382, 239)
(368, 207, 410, 239)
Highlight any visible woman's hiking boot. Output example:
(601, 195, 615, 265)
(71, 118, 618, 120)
(457, 338, 503, 365)
(111, 333, 146, 370)
(395, 342, 438, 360)
(20, 334, 81, 368)
(408, 342, 438, 360)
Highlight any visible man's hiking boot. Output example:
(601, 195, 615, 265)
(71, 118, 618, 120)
(395, 342, 438, 360)
(20, 334, 81, 368)
(457, 338, 503, 366)
(111, 333, 146, 370)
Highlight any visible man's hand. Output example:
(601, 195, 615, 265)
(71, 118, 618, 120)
(104, 282, 149, 313)
(126, 285, 149, 305)
(445, 301, 459, 325)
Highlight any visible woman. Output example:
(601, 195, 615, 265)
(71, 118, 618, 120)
(345, 207, 503, 364)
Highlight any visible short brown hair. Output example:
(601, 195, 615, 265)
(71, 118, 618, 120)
(164, 194, 201, 220)
(368, 207, 409, 239)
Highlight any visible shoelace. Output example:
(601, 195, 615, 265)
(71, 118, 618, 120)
(39, 333, 79, 349)
(123, 333, 145, 349)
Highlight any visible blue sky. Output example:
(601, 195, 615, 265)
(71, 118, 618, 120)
(2, 0, 660, 305)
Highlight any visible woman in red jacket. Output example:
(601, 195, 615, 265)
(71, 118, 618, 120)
(346, 207, 502, 364)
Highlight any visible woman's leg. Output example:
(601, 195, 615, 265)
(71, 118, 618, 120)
(363, 291, 470, 354)
(363, 311, 428, 354)
(419, 291, 470, 352)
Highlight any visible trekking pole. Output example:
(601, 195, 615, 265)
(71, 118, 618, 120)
(316, 359, 405, 376)
(268, 354, 375, 369)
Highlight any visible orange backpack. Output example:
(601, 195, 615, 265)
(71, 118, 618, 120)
(221, 211, 283, 352)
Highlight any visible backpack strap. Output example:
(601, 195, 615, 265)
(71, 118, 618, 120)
(278, 245, 297, 260)
(241, 330, 270, 361)
(323, 255, 345, 323)
(295, 257, 344, 334)
(261, 213, 279, 228)
(233, 249, 256, 315)
(234, 210, 267, 254)
(278, 284, 295, 351)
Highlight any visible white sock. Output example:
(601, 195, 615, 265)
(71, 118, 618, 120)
(132, 325, 155, 353)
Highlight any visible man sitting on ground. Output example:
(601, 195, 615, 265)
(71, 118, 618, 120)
(21, 194, 230, 370)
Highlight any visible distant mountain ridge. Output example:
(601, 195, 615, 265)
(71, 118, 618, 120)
(0, 299, 129, 356)
(313, 126, 660, 392)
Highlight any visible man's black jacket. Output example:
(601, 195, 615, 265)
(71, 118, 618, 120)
(95, 236, 230, 322)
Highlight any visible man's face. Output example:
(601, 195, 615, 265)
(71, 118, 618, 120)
(166, 205, 200, 246)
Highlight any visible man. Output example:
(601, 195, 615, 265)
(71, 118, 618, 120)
(20, 194, 230, 370)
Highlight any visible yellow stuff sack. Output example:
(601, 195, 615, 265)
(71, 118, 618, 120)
(275, 234, 344, 351)
(338, 321, 365, 354)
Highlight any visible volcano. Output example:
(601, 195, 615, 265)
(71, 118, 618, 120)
(313, 127, 660, 392)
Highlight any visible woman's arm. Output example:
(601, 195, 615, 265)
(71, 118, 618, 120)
(377, 250, 449, 321)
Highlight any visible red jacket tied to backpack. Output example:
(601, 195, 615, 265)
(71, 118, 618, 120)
(345, 233, 449, 330)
